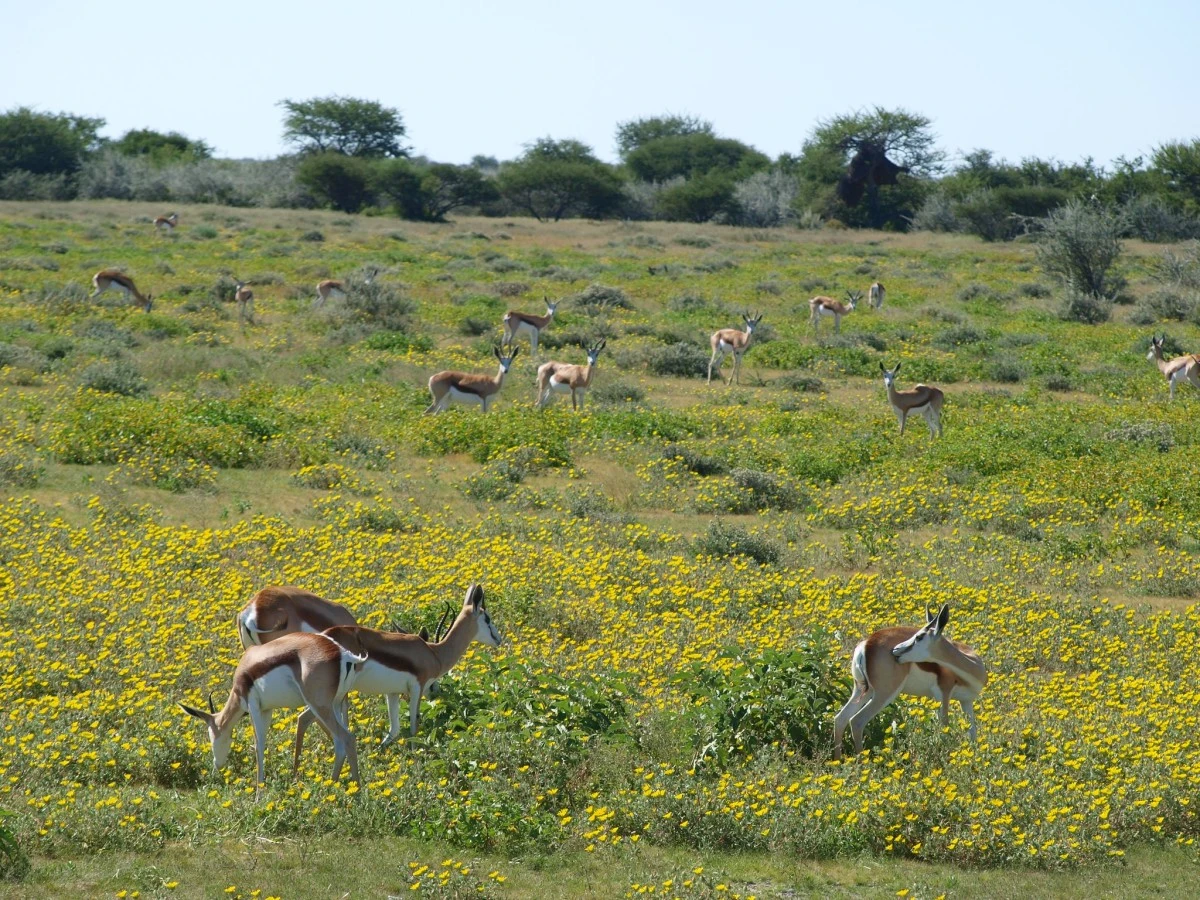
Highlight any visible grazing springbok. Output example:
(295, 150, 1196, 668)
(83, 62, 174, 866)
(869, 282, 886, 310)
(1147, 335, 1200, 400)
(425, 345, 519, 414)
(833, 603, 987, 760)
(233, 280, 254, 324)
(293, 584, 501, 763)
(502, 297, 559, 356)
(810, 290, 859, 334)
(154, 212, 178, 233)
(536, 339, 606, 410)
(314, 268, 377, 310)
(880, 362, 943, 438)
(180, 632, 367, 791)
(707, 313, 763, 385)
(90, 269, 153, 311)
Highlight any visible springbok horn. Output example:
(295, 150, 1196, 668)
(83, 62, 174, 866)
(925, 603, 935, 625)
(207, 692, 216, 714)
(435, 602, 453, 642)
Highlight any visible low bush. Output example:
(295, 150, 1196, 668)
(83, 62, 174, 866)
(649, 342, 710, 378)
(1060, 288, 1112, 324)
(693, 519, 781, 565)
(662, 443, 728, 476)
(589, 379, 646, 405)
(80, 359, 148, 396)
(778, 373, 824, 393)
(573, 283, 634, 313)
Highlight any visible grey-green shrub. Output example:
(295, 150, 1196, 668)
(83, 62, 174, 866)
(1036, 200, 1125, 299)
(80, 360, 148, 396)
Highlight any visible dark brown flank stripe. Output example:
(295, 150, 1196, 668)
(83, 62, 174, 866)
(322, 627, 421, 676)
(506, 311, 548, 327)
(234, 653, 299, 699)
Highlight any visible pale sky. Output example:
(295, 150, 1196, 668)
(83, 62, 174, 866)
(6, 0, 1198, 169)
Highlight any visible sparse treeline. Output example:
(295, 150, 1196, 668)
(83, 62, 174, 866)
(2, 98, 1199, 240)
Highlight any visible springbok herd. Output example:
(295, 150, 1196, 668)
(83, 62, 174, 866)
(94, 216, 1199, 790)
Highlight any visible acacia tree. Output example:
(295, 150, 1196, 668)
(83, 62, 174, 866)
(615, 114, 713, 159)
(792, 107, 944, 229)
(111, 128, 212, 163)
(280, 96, 408, 157)
(497, 138, 624, 221)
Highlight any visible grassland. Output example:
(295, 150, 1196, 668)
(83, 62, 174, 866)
(0, 200, 1199, 898)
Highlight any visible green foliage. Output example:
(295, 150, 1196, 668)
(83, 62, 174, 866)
(1036, 200, 1125, 299)
(375, 160, 498, 221)
(1151, 139, 1200, 216)
(625, 133, 769, 183)
(615, 114, 714, 159)
(673, 638, 881, 765)
(280, 95, 408, 157)
(692, 519, 781, 565)
(649, 341, 710, 378)
(110, 128, 212, 163)
(0, 808, 29, 880)
(497, 139, 625, 221)
(657, 172, 740, 223)
(79, 359, 149, 396)
(0, 106, 104, 178)
(0, 449, 43, 487)
(295, 152, 375, 213)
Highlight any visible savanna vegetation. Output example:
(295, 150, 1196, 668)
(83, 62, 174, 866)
(0, 199, 1199, 898)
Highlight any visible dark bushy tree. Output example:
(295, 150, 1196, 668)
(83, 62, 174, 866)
(1152, 140, 1200, 215)
(111, 128, 212, 163)
(0, 106, 104, 177)
(658, 172, 740, 222)
(295, 152, 374, 212)
(374, 161, 498, 221)
(615, 114, 713, 159)
(497, 138, 624, 221)
(280, 96, 408, 158)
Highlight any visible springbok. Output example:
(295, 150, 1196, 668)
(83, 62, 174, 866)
(536, 340, 605, 410)
(833, 603, 987, 760)
(90, 269, 153, 311)
(880, 362, 943, 438)
(1147, 335, 1200, 400)
(707, 313, 763, 386)
(292, 584, 500, 763)
(810, 291, 859, 334)
(425, 345, 519, 414)
(869, 282, 886, 310)
(502, 297, 559, 356)
(237, 586, 357, 650)
(233, 280, 254, 324)
(154, 212, 178, 233)
(179, 631, 367, 791)
(315, 267, 377, 309)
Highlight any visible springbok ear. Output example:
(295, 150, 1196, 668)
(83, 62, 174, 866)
(894, 362, 901, 373)
(465, 583, 484, 610)
(935, 603, 950, 633)
(494, 346, 502, 360)
(510, 346, 519, 360)
(879, 362, 887, 373)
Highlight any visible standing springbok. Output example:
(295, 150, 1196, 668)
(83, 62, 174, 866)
(233, 280, 254, 324)
(810, 291, 859, 334)
(880, 362, 943, 438)
(180, 632, 367, 790)
(502, 297, 559, 356)
(154, 212, 178, 233)
(833, 603, 987, 760)
(707, 313, 763, 386)
(869, 282, 886, 310)
(292, 584, 501, 763)
(90, 269, 153, 311)
(536, 340, 605, 410)
(425, 345, 519, 414)
(1147, 335, 1200, 400)
(237, 586, 358, 650)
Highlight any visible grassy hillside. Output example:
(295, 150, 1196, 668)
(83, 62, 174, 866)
(0, 201, 1198, 898)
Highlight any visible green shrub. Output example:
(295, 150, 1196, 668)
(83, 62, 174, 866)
(693, 519, 780, 565)
(1060, 288, 1112, 324)
(662, 443, 728, 476)
(590, 379, 646, 405)
(80, 359, 148, 396)
(0, 450, 43, 487)
(573, 282, 633, 313)
(1105, 422, 1175, 453)
(933, 325, 986, 349)
(778, 373, 824, 393)
(0, 808, 29, 880)
(343, 281, 416, 330)
(650, 341, 710, 378)
(1036, 200, 1125, 298)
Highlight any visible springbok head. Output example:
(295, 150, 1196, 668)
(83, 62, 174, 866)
(880, 361, 901, 390)
(742, 312, 764, 334)
(495, 345, 520, 372)
(586, 339, 607, 366)
(179, 693, 231, 770)
(891, 603, 951, 663)
(845, 290, 862, 310)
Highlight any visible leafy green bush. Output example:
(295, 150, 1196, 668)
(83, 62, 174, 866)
(343, 280, 416, 331)
(662, 443, 728, 476)
(672, 637, 888, 765)
(79, 359, 148, 396)
(1036, 200, 1125, 298)
(933, 325, 986, 349)
(0, 450, 43, 487)
(573, 282, 633, 313)
(778, 373, 824, 393)
(1060, 288, 1112, 324)
(650, 342, 710, 378)
(589, 378, 646, 405)
(693, 519, 780, 565)
(0, 808, 28, 879)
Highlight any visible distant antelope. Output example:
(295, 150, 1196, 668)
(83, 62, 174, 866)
(707, 313, 763, 385)
(233, 280, 254, 324)
(154, 212, 178, 233)
(502, 297, 559, 356)
(293, 584, 500, 762)
(833, 603, 987, 760)
(315, 267, 377, 309)
(179, 632, 367, 791)
(1147, 335, 1200, 400)
(537, 340, 605, 410)
(90, 269, 153, 311)
(869, 282, 886, 310)
(880, 362, 943, 438)
(425, 345, 519, 414)
(810, 290, 859, 334)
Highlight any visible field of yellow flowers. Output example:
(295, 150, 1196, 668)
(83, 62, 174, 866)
(1, 201, 1199, 896)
